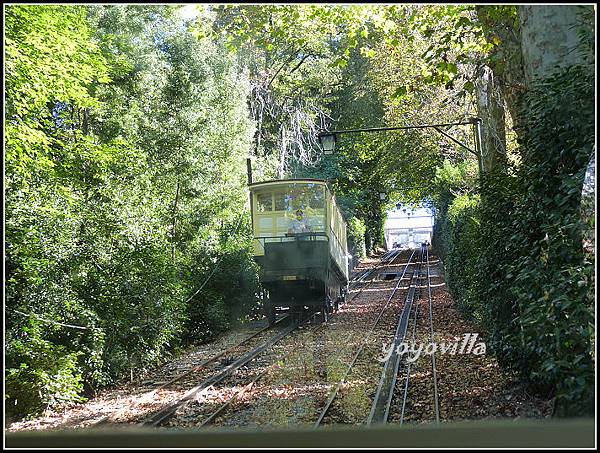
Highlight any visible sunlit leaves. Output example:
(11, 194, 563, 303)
(403, 4, 513, 98)
(391, 85, 408, 100)
(5, 5, 109, 119)
(5, 5, 257, 418)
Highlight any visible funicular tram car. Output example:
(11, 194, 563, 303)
(249, 179, 349, 325)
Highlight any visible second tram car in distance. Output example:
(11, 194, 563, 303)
(249, 179, 349, 325)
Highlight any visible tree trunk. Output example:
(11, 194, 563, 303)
(474, 65, 506, 172)
(475, 6, 526, 140)
(518, 5, 589, 86)
(171, 181, 180, 263)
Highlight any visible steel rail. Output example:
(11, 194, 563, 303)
(366, 246, 424, 425)
(398, 246, 440, 425)
(314, 249, 416, 428)
(198, 363, 277, 428)
(101, 251, 401, 429)
(350, 268, 371, 285)
(141, 248, 394, 429)
(398, 276, 422, 424)
(347, 249, 403, 303)
(199, 315, 334, 427)
(92, 315, 290, 426)
(352, 249, 400, 284)
(198, 250, 404, 428)
(426, 247, 440, 424)
(351, 248, 398, 287)
(142, 322, 298, 427)
(399, 247, 425, 424)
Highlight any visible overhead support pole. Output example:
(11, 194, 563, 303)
(246, 157, 253, 185)
(317, 119, 483, 171)
(432, 126, 477, 156)
(319, 120, 479, 137)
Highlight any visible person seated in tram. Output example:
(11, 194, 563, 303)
(288, 208, 312, 234)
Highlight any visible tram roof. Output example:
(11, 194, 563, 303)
(248, 178, 330, 190)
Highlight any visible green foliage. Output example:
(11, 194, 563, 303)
(366, 12, 478, 207)
(5, 5, 258, 419)
(211, 5, 349, 176)
(5, 4, 594, 422)
(407, 5, 492, 89)
(432, 161, 482, 324)
(5, 319, 85, 417)
(5, 5, 109, 120)
(436, 59, 595, 416)
(431, 160, 478, 259)
(500, 60, 595, 416)
(284, 39, 390, 254)
(184, 224, 261, 342)
(347, 217, 367, 262)
(445, 194, 481, 320)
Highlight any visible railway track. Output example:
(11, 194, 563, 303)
(391, 245, 440, 426)
(425, 246, 440, 424)
(346, 249, 403, 302)
(398, 256, 424, 424)
(367, 245, 425, 425)
(194, 317, 333, 428)
(92, 315, 293, 427)
(314, 249, 417, 427)
(97, 253, 399, 427)
(163, 250, 408, 429)
(97, 250, 409, 429)
(141, 319, 303, 427)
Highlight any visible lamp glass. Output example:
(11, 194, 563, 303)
(320, 134, 336, 154)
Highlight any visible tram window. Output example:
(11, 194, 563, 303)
(281, 185, 309, 211)
(294, 187, 309, 210)
(256, 192, 272, 212)
(261, 184, 326, 213)
(310, 187, 325, 209)
(276, 191, 299, 212)
(274, 191, 287, 211)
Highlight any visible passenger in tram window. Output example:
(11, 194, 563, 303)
(288, 208, 312, 234)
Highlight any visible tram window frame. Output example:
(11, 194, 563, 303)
(271, 184, 326, 212)
(256, 192, 273, 212)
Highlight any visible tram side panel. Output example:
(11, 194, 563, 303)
(325, 190, 349, 304)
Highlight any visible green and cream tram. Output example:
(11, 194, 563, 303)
(249, 179, 349, 324)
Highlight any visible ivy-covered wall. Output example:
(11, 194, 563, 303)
(434, 57, 595, 416)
